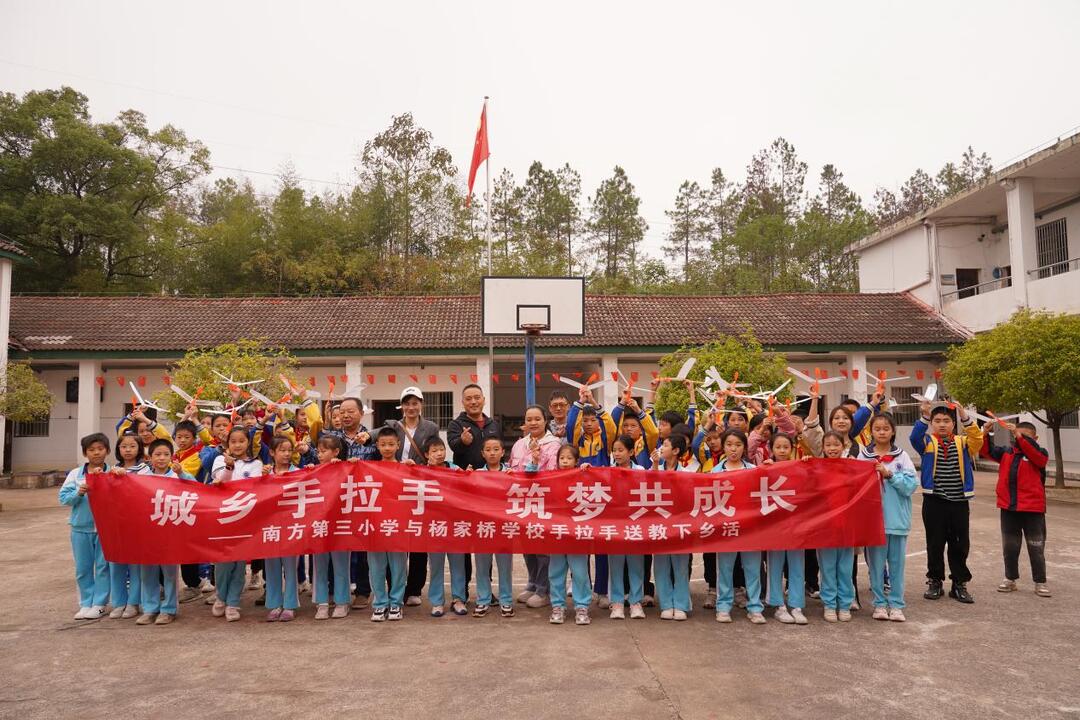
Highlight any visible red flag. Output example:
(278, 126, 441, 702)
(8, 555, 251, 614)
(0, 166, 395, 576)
(428, 374, 437, 385)
(611, 371, 619, 382)
(535, 373, 541, 383)
(651, 371, 659, 379)
(898, 369, 908, 376)
(465, 100, 490, 208)
(340, 374, 348, 384)
(573, 372, 583, 379)
(630, 371, 639, 383)
(388, 374, 397, 384)
(933, 369, 942, 380)
(840, 369, 848, 378)
(450, 374, 458, 384)
(137, 376, 146, 387)
(492, 374, 500, 384)
(116, 375, 126, 387)
(410, 374, 419, 383)
(511, 373, 520, 382)
(552, 373, 561, 382)
(307, 376, 316, 388)
(162, 374, 172, 386)
(95, 376, 106, 388)
(470, 374, 478, 383)
(852, 369, 860, 380)
(916, 369, 925, 381)
(367, 374, 375, 386)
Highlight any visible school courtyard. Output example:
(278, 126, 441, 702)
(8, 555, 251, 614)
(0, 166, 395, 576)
(1, 472, 1078, 720)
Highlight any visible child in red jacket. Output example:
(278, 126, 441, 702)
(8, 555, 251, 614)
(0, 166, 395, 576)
(980, 421, 1051, 597)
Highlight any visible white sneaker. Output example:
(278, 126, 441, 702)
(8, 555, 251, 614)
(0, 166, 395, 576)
(549, 607, 565, 624)
(715, 611, 732, 623)
(314, 604, 330, 620)
(609, 604, 625, 620)
(629, 603, 646, 619)
(198, 577, 214, 593)
(747, 611, 766, 624)
(791, 608, 808, 625)
(887, 608, 906, 622)
(83, 606, 104, 620)
(73, 607, 89, 620)
(597, 594, 610, 609)
(575, 607, 591, 625)
(672, 609, 687, 621)
(108, 606, 125, 619)
(526, 594, 550, 608)
(405, 595, 422, 607)
(703, 589, 716, 609)
(872, 606, 889, 621)
(660, 608, 674, 620)
(332, 604, 350, 619)
(1035, 583, 1051, 597)
(997, 578, 1017, 592)
(774, 606, 795, 624)
(121, 604, 140, 619)
(517, 590, 536, 604)
(838, 609, 852, 622)
(824, 608, 838, 623)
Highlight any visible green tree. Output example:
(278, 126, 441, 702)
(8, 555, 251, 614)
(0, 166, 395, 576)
(0, 87, 210, 292)
(587, 166, 647, 280)
(0, 361, 53, 422)
(652, 331, 790, 417)
(944, 310, 1080, 488)
(663, 180, 709, 282)
(796, 165, 868, 291)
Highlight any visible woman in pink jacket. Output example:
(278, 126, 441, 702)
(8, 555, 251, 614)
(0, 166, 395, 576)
(510, 405, 561, 609)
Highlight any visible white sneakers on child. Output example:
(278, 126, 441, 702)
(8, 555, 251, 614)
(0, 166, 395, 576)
(108, 606, 125, 619)
(887, 608, 906, 622)
(838, 609, 852, 622)
(526, 594, 550, 608)
(405, 595, 422, 607)
(1035, 583, 1051, 597)
(609, 604, 626, 620)
(78, 605, 104, 620)
(747, 612, 766, 625)
(660, 608, 674, 620)
(549, 607, 565, 624)
(715, 611, 732, 623)
(629, 603, 645, 619)
(517, 590, 535, 604)
(823, 608, 838, 623)
(211, 600, 226, 617)
(672, 609, 687, 621)
(791, 608, 808, 625)
(774, 606, 795, 624)
(122, 604, 139, 619)
(314, 604, 330, 620)
(872, 606, 890, 621)
(332, 604, 350, 619)
(575, 607, 591, 625)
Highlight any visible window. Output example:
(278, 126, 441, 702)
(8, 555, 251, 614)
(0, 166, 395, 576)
(14, 418, 49, 438)
(1062, 409, 1079, 430)
(371, 391, 455, 431)
(955, 268, 980, 299)
(890, 386, 922, 425)
(1036, 218, 1068, 278)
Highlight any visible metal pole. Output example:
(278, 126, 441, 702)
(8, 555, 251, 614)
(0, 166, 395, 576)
(484, 96, 495, 415)
(525, 333, 536, 407)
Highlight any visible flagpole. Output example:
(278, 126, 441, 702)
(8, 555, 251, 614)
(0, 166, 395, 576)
(484, 96, 495, 414)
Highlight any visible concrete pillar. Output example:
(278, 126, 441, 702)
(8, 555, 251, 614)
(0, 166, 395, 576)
(1003, 177, 1037, 308)
(475, 355, 493, 417)
(344, 358, 370, 427)
(845, 352, 867, 403)
(76, 359, 102, 465)
(600, 354, 620, 410)
(0, 259, 11, 472)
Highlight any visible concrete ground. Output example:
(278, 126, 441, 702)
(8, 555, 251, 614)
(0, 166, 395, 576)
(2, 472, 1078, 720)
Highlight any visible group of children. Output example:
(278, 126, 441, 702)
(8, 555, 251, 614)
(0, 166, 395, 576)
(61, 375, 1053, 627)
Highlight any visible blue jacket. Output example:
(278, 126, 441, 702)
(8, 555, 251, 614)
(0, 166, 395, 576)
(857, 445, 919, 535)
(59, 463, 109, 532)
(909, 416, 983, 498)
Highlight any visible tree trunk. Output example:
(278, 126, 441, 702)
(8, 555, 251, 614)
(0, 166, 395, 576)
(1052, 422, 1066, 489)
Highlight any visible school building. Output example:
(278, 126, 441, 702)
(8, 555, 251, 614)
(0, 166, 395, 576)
(5, 292, 968, 472)
(850, 129, 1080, 468)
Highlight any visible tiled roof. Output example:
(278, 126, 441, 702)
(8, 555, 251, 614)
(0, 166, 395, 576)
(8, 293, 969, 353)
(0, 234, 27, 258)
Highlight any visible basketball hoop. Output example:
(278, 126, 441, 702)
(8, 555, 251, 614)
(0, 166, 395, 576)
(519, 323, 546, 336)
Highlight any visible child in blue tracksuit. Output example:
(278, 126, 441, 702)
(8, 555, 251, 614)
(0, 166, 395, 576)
(859, 413, 918, 622)
(474, 436, 515, 618)
(60, 433, 112, 620)
(369, 427, 409, 622)
(106, 432, 147, 619)
(210, 427, 263, 623)
(312, 435, 352, 620)
(711, 429, 766, 625)
(761, 432, 807, 625)
(650, 433, 693, 620)
(547, 443, 593, 625)
(608, 436, 646, 621)
(137, 437, 197, 625)
(263, 435, 300, 623)
(818, 431, 856, 622)
(423, 437, 469, 618)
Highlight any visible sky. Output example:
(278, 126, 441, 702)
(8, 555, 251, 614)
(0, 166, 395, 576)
(3, 0, 1080, 256)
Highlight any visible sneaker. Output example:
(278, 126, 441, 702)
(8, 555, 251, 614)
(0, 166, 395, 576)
(332, 604, 349, 619)
(73, 607, 89, 620)
(109, 606, 125, 619)
(888, 608, 906, 622)
(1035, 583, 1051, 598)
(660, 608, 674, 620)
(838, 609, 852, 622)
(549, 607, 565, 624)
(83, 606, 104, 620)
(500, 604, 515, 618)
(279, 609, 295, 622)
(924, 579, 944, 599)
(747, 612, 766, 625)
(597, 594, 610, 609)
(672, 609, 687, 621)
(387, 605, 403, 621)
(255, 591, 266, 607)
(452, 600, 468, 616)
(473, 604, 489, 618)
(225, 607, 241, 622)
(774, 606, 795, 624)
(199, 577, 214, 593)
(872, 606, 889, 620)
(575, 607, 591, 625)
(609, 604, 626, 620)
(246, 572, 263, 590)
(179, 587, 201, 604)
(154, 613, 174, 625)
(121, 604, 140, 619)
(998, 579, 1018, 592)
(703, 589, 717, 609)
(371, 607, 388, 622)
(430, 605, 445, 618)
(642, 594, 656, 607)
(135, 613, 156, 625)
(211, 600, 226, 617)
(405, 595, 422, 607)
(791, 608, 808, 625)
(315, 604, 330, 620)
(734, 588, 748, 609)
(823, 608, 838, 623)
(517, 590, 536, 604)
(629, 603, 646, 619)
(351, 594, 370, 609)
(949, 582, 974, 604)
(526, 594, 550, 608)
(267, 608, 283, 622)
(204, 592, 219, 606)
(850, 600, 861, 611)
(809, 589, 821, 599)
(299, 581, 311, 595)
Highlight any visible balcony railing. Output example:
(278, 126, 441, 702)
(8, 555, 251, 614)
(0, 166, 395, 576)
(941, 276, 1012, 302)
(1028, 257, 1080, 279)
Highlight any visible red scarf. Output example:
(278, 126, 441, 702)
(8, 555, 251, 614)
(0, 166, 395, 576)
(934, 433, 955, 461)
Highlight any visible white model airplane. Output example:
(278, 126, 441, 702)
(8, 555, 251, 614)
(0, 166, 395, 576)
(867, 370, 906, 396)
(969, 409, 1022, 427)
(128, 382, 176, 417)
(786, 366, 843, 395)
(280, 373, 321, 399)
(702, 366, 752, 394)
(212, 369, 264, 388)
(664, 357, 697, 382)
(910, 382, 940, 404)
(748, 378, 792, 401)
(246, 387, 304, 414)
(559, 372, 613, 392)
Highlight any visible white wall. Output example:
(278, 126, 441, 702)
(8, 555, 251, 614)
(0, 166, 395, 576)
(856, 226, 932, 301)
(936, 223, 1011, 293)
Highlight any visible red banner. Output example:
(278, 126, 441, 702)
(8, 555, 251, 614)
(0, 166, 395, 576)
(87, 460, 884, 564)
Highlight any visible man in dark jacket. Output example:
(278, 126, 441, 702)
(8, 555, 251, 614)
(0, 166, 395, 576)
(447, 384, 502, 470)
(981, 421, 1050, 597)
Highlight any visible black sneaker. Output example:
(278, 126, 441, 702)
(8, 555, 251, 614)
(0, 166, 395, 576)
(949, 582, 975, 604)
(924, 579, 944, 599)
(473, 604, 489, 618)
(500, 604, 515, 618)
(387, 605, 403, 621)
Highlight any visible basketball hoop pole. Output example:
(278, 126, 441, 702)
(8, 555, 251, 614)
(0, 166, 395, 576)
(521, 324, 543, 406)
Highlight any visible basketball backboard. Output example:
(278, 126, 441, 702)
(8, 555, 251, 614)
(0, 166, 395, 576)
(481, 276, 585, 336)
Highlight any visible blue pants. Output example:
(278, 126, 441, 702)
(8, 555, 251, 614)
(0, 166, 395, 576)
(867, 535, 908, 609)
(139, 565, 178, 615)
(608, 554, 645, 606)
(524, 554, 550, 594)
(593, 554, 608, 594)
(214, 561, 246, 608)
(653, 553, 690, 611)
(549, 554, 592, 609)
(265, 556, 299, 610)
(717, 551, 764, 613)
(109, 562, 141, 608)
(367, 551, 407, 609)
(314, 551, 351, 606)
(474, 553, 513, 606)
(428, 552, 468, 606)
(766, 549, 805, 609)
(818, 547, 855, 610)
(71, 530, 109, 608)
